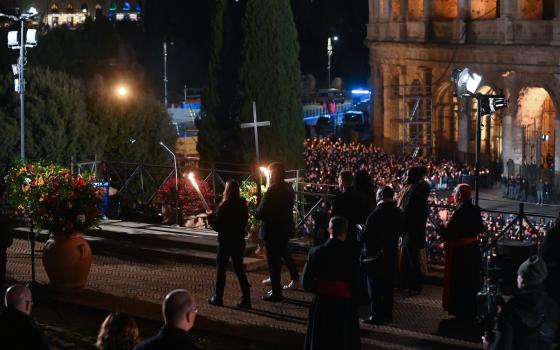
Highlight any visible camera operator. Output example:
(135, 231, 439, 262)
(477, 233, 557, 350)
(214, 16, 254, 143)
(483, 256, 558, 350)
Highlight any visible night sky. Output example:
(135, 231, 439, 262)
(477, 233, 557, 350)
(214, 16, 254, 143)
(142, 0, 370, 99)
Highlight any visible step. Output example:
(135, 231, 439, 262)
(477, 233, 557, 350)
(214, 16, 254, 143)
(12, 226, 267, 272)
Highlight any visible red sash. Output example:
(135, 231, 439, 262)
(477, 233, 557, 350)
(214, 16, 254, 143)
(317, 281, 352, 298)
(442, 236, 479, 311)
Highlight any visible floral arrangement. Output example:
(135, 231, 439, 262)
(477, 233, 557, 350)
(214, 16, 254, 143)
(158, 177, 214, 217)
(240, 180, 260, 233)
(5, 162, 104, 236)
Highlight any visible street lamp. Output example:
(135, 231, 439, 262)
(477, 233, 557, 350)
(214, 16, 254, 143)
(115, 84, 129, 98)
(452, 68, 508, 205)
(1, 9, 39, 160)
(327, 36, 338, 89)
(159, 141, 179, 226)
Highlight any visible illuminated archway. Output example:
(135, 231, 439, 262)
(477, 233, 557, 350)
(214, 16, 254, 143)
(517, 87, 556, 174)
(433, 0, 457, 20)
(51, 2, 59, 13)
(433, 83, 458, 158)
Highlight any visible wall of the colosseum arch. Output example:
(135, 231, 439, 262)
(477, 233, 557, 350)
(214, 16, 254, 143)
(433, 0, 458, 20)
(471, 0, 498, 20)
(432, 82, 458, 159)
(518, 0, 544, 20)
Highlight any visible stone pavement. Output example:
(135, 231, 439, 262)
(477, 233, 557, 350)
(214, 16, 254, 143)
(6, 238, 482, 350)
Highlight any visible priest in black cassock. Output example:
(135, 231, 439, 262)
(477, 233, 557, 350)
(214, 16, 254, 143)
(302, 216, 361, 350)
(441, 183, 484, 320)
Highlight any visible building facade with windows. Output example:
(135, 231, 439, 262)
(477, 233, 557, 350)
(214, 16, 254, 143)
(367, 0, 560, 175)
(6, 1, 144, 27)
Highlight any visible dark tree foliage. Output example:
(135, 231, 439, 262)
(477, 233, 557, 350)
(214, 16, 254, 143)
(197, 0, 245, 164)
(0, 67, 92, 163)
(236, 0, 304, 167)
(200, 0, 304, 167)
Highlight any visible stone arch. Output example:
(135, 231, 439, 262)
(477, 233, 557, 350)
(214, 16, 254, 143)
(51, 2, 60, 13)
(518, 0, 543, 20)
(433, 82, 457, 158)
(433, 0, 457, 20)
(516, 87, 557, 174)
(66, 2, 75, 13)
(471, 0, 498, 20)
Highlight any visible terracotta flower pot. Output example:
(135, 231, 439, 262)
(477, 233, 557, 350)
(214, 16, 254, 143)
(42, 233, 92, 291)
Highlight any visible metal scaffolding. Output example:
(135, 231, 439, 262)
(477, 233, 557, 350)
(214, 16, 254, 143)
(400, 84, 433, 156)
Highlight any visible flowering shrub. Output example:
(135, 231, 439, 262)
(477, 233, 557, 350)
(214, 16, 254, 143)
(5, 162, 104, 236)
(240, 180, 260, 232)
(158, 177, 214, 217)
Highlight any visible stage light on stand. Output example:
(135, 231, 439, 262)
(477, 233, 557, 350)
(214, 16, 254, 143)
(452, 68, 482, 96)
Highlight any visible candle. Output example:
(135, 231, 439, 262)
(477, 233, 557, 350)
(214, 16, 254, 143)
(259, 166, 271, 188)
(187, 172, 211, 212)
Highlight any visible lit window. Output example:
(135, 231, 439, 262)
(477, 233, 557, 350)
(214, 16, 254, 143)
(51, 3, 59, 13)
(66, 3, 74, 13)
(123, 2, 131, 11)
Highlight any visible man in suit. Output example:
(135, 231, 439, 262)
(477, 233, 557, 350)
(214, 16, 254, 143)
(134, 289, 198, 350)
(256, 162, 299, 301)
(0, 285, 50, 350)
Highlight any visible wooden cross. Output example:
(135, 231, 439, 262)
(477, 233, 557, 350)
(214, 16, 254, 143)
(240, 101, 271, 164)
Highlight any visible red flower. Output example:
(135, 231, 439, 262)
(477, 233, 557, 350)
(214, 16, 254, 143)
(75, 177, 86, 187)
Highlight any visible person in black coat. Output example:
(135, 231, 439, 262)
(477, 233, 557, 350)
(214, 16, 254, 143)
(541, 214, 560, 305)
(207, 179, 251, 309)
(255, 162, 299, 301)
(441, 184, 484, 320)
(485, 256, 558, 350)
(359, 186, 403, 324)
(134, 289, 199, 350)
(331, 170, 370, 244)
(303, 216, 361, 350)
(398, 166, 430, 294)
(0, 285, 50, 350)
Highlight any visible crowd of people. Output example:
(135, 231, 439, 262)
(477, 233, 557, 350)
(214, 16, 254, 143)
(303, 137, 489, 194)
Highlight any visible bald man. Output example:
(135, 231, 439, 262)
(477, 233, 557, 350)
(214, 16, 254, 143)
(441, 184, 485, 320)
(134, 289, 199, 350)
(0, 285, 49, 349)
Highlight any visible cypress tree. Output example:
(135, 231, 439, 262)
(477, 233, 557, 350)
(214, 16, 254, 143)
(237, 0, 304, 168)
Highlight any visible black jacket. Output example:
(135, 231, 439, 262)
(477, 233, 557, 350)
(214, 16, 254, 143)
(490, 287, 559, 350)
(399, 181, 430, 248)
(209, 198, 248, 245)
(359, 201, 403, 266)
(0, 307, 50, 350)
(134, 325, 198, 350)
(255, 182, 294, 242)
(331, 187, 370, 242)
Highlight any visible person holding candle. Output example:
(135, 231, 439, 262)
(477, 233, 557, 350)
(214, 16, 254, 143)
(206, 179, 252, 309)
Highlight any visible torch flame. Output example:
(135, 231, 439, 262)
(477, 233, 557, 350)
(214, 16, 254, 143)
(187, 172, 200, 191)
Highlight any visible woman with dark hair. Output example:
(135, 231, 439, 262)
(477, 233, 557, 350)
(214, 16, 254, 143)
(207, 179, 251, 308)
(96, 312, 140, 350)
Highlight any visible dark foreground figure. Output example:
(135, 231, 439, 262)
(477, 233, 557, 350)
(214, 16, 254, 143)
(360, 186, 403, 324)
(442, 184, 484, 320)
(207, 179, 251, 309)
(256, 162, 299, 301)
(135, 289, 199, 350)
(486, 256, 558, 350)
(302, 217, 361, 350)
(0, 285, 50, 350)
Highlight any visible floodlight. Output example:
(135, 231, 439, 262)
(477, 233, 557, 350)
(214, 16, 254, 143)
(14, 78, 20, 93)
(542, 134, 550, 142)
(478, 95, 508, 116)
(25, 29, 38, 47)
(7, 31, 19, 48)
(11, 64, 18, 76)
(333, 36, 339, 41)
(451, 68, 482, 96)
(28, 7, 38, 15)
